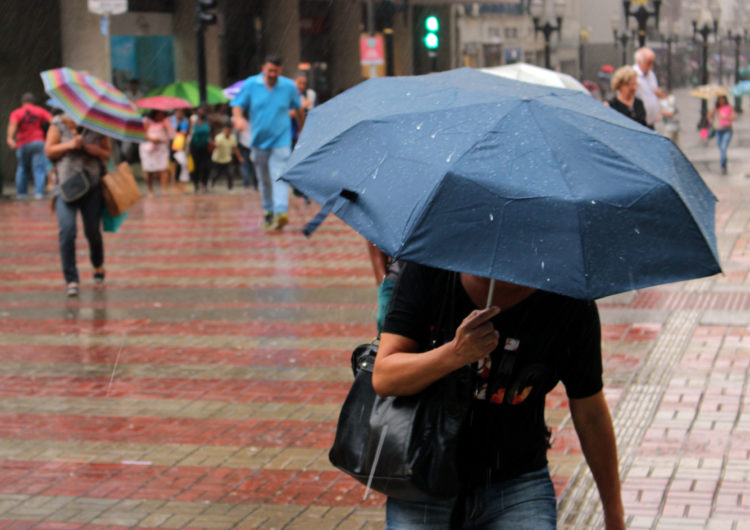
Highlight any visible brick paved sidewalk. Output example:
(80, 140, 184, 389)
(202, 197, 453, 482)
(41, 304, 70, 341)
(0, 89, 748, 529)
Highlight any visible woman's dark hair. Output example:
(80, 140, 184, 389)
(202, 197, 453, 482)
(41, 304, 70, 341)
(716, 95, 728, 107)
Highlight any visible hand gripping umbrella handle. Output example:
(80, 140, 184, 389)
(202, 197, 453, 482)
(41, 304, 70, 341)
(302, 189, 358, 237)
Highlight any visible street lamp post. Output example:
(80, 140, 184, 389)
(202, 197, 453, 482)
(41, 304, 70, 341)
(729, 29, 746, 112)
(691, 2, 721, 129)
(661, 33, 677, 93)
(530, 0, 566, 70)
(612, 26, 634, 66)
(623, 0, 661, 48)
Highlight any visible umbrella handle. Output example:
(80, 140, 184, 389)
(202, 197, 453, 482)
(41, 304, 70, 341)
(486, 279, 495, 309)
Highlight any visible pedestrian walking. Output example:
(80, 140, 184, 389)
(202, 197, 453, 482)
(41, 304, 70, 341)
(189, 106, 212, 193)
(6, 93, 52, 199)
(291, 71, 316, 147)
(169, 109, 190, 193)
(375, 264, 625, 529)
(231, 54, 305, 230)
(139, 110, 175, 197)
(45, 114, 110, 297)
(633, 47, 668, 129)
(171, 121, 191, 194)
(707, 95, 737, 175)
(210, 122, 244, 190)
(291, 71, 316, 204)
(607, 66, 648, 127)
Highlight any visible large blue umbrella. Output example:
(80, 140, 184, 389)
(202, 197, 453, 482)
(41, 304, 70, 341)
(282, 68, 721, 300)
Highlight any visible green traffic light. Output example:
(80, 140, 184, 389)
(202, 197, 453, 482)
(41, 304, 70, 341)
(424, 33, 439, 49)
(425, 15, 439, 32)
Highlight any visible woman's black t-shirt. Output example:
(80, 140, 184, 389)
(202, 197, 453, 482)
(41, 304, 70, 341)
(382, 263, 603, 486)
(609, 96, 648, 127)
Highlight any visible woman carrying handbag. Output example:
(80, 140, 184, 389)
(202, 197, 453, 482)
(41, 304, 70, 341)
(45, 114, 111, 297)
(374, 263, 625, 529)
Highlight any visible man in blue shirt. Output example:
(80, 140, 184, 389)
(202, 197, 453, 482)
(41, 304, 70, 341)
(232, 55, 304, 230)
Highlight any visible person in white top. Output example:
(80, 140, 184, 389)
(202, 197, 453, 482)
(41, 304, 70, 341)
(633, 47, 667, 129)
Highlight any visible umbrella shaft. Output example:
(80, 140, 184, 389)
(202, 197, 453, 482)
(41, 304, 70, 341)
(486, 279, 495, 309)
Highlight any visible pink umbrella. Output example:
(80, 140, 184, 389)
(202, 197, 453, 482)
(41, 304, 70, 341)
(136, 95, 193, 110)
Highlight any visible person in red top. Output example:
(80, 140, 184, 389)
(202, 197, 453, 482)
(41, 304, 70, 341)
(6, 93, 52, 199)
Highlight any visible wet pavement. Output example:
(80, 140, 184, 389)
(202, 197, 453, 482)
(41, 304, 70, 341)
(0, 87, 749, 529)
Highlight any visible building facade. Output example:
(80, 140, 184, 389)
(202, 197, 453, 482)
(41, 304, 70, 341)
(2, 0, 586, 186)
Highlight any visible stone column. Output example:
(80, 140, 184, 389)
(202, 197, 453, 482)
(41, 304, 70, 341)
(60, 1, 110, 81)
(328, 1, 363, 94)
(261, 0, 301, 75)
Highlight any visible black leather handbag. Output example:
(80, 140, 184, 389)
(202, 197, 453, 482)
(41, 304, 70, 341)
(329, 272, 474, 501)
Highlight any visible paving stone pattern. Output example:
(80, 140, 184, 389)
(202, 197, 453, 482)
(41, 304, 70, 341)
(0, 87, 749, 529)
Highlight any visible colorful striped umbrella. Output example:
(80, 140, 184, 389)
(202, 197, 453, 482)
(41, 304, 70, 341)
(40, 67, 146, 143)
(145, 81, 229, 106)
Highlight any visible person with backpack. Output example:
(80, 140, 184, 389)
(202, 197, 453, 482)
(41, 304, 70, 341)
(6, 93, 52, 199)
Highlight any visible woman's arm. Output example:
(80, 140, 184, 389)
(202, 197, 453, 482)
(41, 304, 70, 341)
(373, 306, 500, 397)
(570, 391, 625, 530)
(83, 135, 111, 161)
(366, 241, 388, 285)
(45, 124, 82, 160)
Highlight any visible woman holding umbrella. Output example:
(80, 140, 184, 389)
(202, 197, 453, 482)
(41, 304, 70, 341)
(45, 114, 111, 297)
(374, 267, 625, 529)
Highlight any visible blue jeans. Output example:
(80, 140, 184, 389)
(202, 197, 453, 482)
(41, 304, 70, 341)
(15, 141, 48, 197)
(716, 128, 732, 168)
(55, 190, 104, 284)
(386, 467, 557, 529)
(251, 146, 291, 215)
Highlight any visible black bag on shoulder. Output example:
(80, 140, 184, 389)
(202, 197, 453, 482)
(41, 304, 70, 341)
(329, 271, 473, 501)
(59, 170, 92, 203)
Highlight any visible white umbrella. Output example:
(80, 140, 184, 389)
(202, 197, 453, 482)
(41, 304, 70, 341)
(480, 62, 590, 94)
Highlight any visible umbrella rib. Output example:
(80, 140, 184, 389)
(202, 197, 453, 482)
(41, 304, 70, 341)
(526, 102, 592, 295)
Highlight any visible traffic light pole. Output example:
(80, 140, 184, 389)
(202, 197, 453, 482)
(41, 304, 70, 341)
(196, 19, 208, 106)
(428, 51, 437, 73)
(195, 0, 217, 106)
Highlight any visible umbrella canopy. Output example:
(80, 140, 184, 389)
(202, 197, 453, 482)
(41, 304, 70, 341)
(281, 68, 721, 300)
(145, 81, 228, 106)
(730, 80, 750, 96)
(481, 63, 590, 94)
(136, 95, 192, 110)
(690, 84, 729, 99)
(223, 80, 244, 100)
(40, 67, 146, 143)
